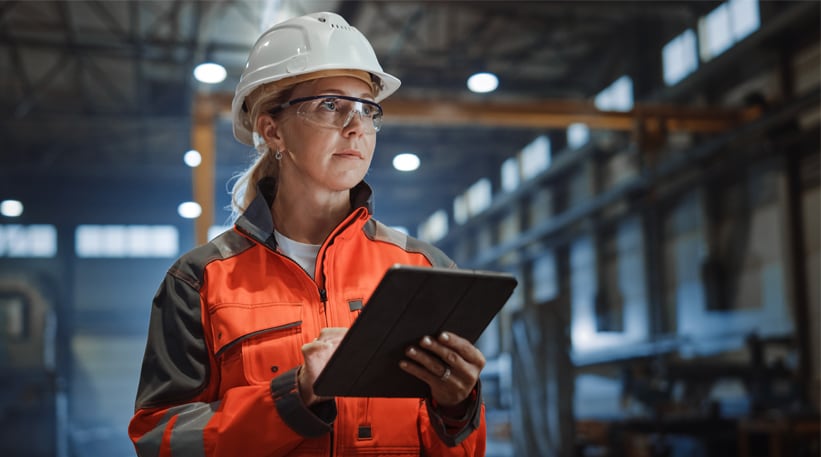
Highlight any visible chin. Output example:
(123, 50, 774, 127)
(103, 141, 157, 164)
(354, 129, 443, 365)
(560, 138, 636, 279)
(327, 178, 363, 192)
(332, 170, 368, 190)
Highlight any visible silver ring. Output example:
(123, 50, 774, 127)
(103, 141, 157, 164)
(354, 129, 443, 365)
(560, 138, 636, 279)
(440, 367, 451, 382)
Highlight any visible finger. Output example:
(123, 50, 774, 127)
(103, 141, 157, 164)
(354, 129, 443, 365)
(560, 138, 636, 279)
(318, 327, 347, 337)
(419, 335, 476, 376)
(302, 340, 333, 352)
(398, 359, 434, 384)
(405, 344, 456, 379)
(404, 344, 471, 395)
(399, 358, 463, 389)
(399, 357, 470, 407)
(436, 332, 486, 368)
(418, 335, 485, 399)
(317, 327, 347, 344)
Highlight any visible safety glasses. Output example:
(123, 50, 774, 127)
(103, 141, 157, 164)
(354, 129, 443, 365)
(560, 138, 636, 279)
(269, 95, 384, 133)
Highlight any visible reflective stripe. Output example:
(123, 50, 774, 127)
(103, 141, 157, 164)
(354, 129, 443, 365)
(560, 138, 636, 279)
(135, 402, 218, 457)
(135, 408, 176, 457)
(363, 220, 456, 268)
(169, 402, 219, 457)
(363, 219, 408, 249)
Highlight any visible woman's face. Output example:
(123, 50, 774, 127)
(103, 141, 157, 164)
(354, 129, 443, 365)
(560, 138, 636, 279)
(275, 76, 377, 193)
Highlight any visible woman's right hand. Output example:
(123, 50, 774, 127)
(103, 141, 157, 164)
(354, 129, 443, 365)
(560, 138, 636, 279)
(298, 327, 347, 405)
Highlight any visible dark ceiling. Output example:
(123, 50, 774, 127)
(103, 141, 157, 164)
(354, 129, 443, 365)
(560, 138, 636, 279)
(0, 0, 757, 235)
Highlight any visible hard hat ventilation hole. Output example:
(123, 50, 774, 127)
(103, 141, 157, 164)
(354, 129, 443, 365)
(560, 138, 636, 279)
(316, 15, 352, 30)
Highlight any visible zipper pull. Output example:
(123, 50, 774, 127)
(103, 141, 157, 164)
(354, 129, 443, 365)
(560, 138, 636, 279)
(319, 288, 328, 303)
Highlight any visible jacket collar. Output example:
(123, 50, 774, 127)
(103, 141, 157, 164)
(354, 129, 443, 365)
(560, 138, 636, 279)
(236, 177, 374, 246)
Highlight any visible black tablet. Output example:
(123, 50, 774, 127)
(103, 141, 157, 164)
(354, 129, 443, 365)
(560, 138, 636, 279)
(313, 264, 518, 398)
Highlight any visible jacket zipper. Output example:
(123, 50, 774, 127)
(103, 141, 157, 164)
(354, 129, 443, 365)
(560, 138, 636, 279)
(239, 210, 365, 457)
(263, 250, 334, 456)
(235, 225, 328, 305)
(269, 250, 332, 330)
(236, 208, 364, 316)
(329, 429, 334, 457)
(314, 208, 364, 324)
(311, 246, 333, 457)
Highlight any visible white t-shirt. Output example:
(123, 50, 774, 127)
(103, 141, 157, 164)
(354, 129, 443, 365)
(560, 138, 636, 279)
(274, 230, 321, 279)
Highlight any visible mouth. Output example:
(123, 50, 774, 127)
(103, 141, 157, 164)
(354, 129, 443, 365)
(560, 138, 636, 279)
(335, 149, 364, 160)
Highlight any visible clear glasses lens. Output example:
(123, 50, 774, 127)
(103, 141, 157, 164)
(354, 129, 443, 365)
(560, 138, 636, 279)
(296, 96, 383, 133)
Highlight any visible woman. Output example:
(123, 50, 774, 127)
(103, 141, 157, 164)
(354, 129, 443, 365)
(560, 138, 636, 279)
(129, 12, 487, 457)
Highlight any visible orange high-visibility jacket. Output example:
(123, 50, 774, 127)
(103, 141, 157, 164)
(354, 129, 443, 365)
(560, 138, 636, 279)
(128, 179, 486, 456)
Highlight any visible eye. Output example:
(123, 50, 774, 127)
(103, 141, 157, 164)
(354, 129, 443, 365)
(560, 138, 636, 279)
(361, 104, 377, 117)
(318, 98, 338, 112)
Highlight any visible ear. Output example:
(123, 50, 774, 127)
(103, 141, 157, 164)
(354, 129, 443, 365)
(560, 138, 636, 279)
(255, 114, 285, 151)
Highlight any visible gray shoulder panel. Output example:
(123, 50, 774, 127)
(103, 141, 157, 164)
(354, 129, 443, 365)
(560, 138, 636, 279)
(135, 228, 255, 411)
(168, 228, 255, 290)
(363, 219, 456, 268)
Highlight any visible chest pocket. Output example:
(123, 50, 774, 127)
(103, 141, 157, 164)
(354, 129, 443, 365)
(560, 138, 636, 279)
(210, 303, 304, 385)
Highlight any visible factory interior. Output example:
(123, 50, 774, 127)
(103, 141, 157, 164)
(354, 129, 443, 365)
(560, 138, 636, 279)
(0, 1, 819, 456)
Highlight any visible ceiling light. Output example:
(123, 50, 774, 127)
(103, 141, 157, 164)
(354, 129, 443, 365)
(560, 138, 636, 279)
(193, 62, 227, 84)
(0, 199, 23, 217)
(184, 149, 202, 167)
(467, 72, 498, 93)
(177, 201, 202, 219)
(393, 153, 420, 172)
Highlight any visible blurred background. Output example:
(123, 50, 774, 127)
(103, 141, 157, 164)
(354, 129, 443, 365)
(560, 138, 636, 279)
(0, 1, 819, 456)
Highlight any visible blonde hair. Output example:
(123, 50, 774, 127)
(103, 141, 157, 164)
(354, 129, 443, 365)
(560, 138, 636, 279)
(229, 82, 295, 220)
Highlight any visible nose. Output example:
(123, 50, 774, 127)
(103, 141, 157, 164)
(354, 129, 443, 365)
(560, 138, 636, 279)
(341, 109, 368, 136)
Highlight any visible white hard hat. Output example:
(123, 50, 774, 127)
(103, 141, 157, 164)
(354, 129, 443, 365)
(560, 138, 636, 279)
(232, 11, 401, 145)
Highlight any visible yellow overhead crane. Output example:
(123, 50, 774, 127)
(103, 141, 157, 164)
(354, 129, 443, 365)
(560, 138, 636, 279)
(190, 93, 759, 245)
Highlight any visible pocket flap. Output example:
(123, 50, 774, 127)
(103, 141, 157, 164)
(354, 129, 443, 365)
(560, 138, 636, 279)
(210, 303, 302, 355)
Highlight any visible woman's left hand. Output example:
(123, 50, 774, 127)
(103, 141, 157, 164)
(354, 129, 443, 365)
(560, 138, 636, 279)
(399, 331, 485, 408)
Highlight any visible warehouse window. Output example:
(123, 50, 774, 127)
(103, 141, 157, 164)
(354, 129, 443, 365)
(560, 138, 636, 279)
(699, 0, 760, 62)
(520, 135, 551, 181)
(75, 225, 178, 258)
(453, 177, 493, 226)
(699, 3, 733, 60)
(663, 29, 698, 86)
(729, 0, 760, 42)
(500, 135, 551, 196)
(501, 157, 519, 193)
(567, 123, 590, 149)
(0, 224, 57, 258)
(418, 209, 449, 243)
(454, 195, 468, 225)
(466, 178, 492, 216)
(594, 75, 633, 112)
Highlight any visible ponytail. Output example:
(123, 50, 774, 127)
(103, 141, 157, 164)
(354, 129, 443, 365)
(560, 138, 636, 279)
(228, 82, 295, 220)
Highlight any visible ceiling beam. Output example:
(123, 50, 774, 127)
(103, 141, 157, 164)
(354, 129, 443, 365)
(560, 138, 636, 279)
(382, 98, 756, 133)
(200, 91, 753, 133)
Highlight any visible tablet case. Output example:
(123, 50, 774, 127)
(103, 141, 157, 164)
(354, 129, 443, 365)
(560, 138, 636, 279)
(313, 264, 518, 398)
